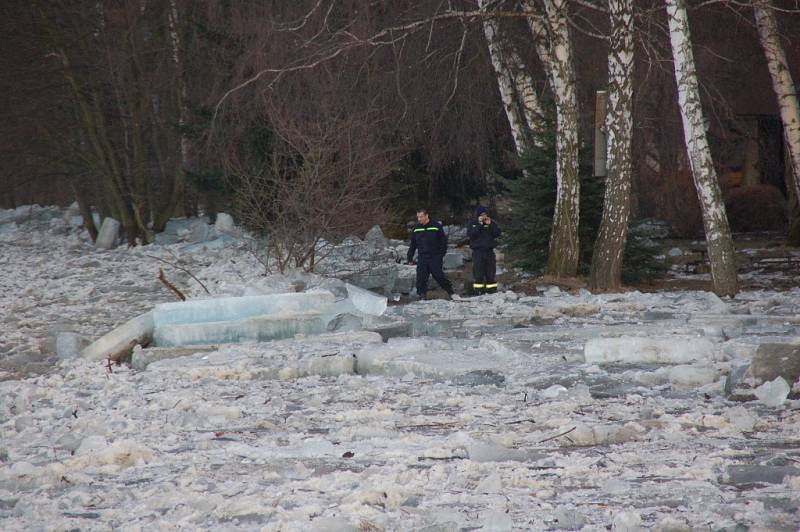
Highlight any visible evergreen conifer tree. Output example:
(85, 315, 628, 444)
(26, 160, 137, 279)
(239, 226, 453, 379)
(504, 123, 664, 283)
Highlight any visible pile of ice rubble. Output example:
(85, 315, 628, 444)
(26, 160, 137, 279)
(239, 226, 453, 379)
(82, 205, 473, 296)
(80, 284, 392, 361)
(2, 204, 800, 531)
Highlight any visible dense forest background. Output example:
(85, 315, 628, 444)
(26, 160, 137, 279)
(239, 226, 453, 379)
(1, 0, 799, 293)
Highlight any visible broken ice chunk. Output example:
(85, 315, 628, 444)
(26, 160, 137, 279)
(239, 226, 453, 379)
(153, 311, 326, 347)
(666, 365, 720, 388)
(292, 352, 356, 379)
(94, 217, 120, 249)
(552, 507, 586, 530)
(753, 376, 790, 407)
(153, 292, 335, 327)
(214, 212, 235, 234)
(0, 221, 17, 234)
(465, 441, 542, 463)
(453, 370, 505, 386)
(81, 311, 154, 361)
(393, 267, 416, 294)
(364, 224, 388, 248)
(55, 432, 83, 454)
(309, 517, 356, 531)
(540, 384, 568, 399)
(154, 232, 179, 245)
(56, 332, 85, 360)
(442, 251, 464, 270)
(164, 216, 209, 237)
(583, 336, 717, 365)
(602, 478, 628, 494)
(130, 345, 217, 370)
(725, 406, 756, 432)
(724, 464, 800, 485)
(703, 291, 731, 314)
(179, 235, 236, 254)
(364, 318, 413, 341)
(356, 338, 513, 384)
(326, 313, 364, 333)
(752, 343, 800, 385)
(475, 473, 503, 494)
(187, 222, 210, 243)
(345, 283, 387, 316)
(612, 511, 642, 531)
(559, 422, 647, 447)
(653, 517, 690, 532)
(145, 331, 380, 379)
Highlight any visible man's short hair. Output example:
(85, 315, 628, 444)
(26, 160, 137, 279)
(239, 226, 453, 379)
(416, 208, 429, 215)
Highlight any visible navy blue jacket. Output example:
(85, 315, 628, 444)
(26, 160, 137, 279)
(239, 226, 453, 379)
(468, 211, 501, 250)
(407, 221, 448, 261)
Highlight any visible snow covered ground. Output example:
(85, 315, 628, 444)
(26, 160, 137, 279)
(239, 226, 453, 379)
(1, 206, 800, 531)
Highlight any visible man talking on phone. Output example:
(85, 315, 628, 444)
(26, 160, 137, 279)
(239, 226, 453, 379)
(467, 206, 502, 295)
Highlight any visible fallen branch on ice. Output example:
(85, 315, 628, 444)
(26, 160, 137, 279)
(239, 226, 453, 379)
(145, 253, 210, 294)
(158, 267, 186, 301)
(538, 426, 577, 444)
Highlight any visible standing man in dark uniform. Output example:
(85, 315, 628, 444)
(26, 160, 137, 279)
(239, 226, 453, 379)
(468, 206, 502, 295)
(407, 208, 454, 300)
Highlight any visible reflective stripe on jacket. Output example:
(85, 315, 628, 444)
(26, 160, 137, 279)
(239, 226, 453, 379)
(407, 221, 448, 260)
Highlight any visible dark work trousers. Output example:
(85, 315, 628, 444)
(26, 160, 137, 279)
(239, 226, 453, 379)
(416, 254, 453, 296)
(472, 248, 497, 294)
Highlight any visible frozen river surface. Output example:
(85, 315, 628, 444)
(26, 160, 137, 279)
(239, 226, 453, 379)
(1, 206, 799, 531)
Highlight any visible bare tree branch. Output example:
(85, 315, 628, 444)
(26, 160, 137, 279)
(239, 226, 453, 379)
(158, 267, 186, 301)
(276, 0, 329, 32)
(145, 253, 211, 295)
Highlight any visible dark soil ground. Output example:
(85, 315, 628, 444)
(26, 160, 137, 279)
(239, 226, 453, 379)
(432, 231, 800, 299)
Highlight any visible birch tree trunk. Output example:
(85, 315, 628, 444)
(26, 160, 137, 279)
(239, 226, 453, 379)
(589, 0, 635, 291)
(479, 1, 528, 155)
(524, 6, 555, 92)
(754, 0, 800, 209)
(507, 48, 547, 146)
(478, 0, 543, 152)
(541, 0, 580, 277)
(666, 0, 738, 296)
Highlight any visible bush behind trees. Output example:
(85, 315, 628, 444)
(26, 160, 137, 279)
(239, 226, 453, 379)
(231, 110, 397, 274)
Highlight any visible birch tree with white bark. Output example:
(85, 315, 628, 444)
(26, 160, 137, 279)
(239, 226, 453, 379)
(665, 0, 738, 296)
(754, 0, 800, 240)
(522, 0, 581, 277)
(479, 0, 530, 154)
(478, 0, 544, 154)
(589, 0, 635, 291)
(508, 47, 547, 146)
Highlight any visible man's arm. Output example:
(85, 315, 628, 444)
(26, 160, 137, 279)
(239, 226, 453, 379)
(407, 230, 417, 262)
(490, 221, 502, 238)
(439, 222, 448, 255)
